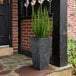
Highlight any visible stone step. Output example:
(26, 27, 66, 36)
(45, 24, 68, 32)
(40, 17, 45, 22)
(0, 47, 13, 57)
(0, 45, 9, 48)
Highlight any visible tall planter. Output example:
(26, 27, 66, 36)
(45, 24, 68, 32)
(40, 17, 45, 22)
(30, 4, 53, 70)
(30, 37, 52, 70)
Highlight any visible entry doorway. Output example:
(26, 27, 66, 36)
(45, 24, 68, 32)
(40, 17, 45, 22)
(0, 0, 12, 46)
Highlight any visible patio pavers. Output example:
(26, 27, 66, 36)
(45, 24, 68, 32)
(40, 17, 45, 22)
(15, 65, 54, 76)
(0, 54, 32, 70)
(0, 54, 54, 76)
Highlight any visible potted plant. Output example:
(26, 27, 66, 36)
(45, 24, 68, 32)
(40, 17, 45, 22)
(30, 5, 53, 70)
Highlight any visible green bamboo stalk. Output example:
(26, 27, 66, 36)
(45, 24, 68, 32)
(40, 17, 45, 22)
(32, 6, 52, 38)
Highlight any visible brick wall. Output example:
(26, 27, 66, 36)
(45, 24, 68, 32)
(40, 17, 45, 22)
(12, 0, 18, 52)
(11, 0, 76, 52)
(21, 19, 33, 51)
(67, 0, 76, 40)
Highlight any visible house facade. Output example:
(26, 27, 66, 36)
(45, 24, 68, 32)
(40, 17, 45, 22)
(0, 0, 76, 53)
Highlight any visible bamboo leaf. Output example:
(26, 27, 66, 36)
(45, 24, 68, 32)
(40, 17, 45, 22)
(32, 6, 53, 38)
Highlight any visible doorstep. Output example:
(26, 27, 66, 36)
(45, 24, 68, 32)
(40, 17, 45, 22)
(0, 45, 9, 48)
(0, 46, 13, 56)
(0, 54, 72, 76)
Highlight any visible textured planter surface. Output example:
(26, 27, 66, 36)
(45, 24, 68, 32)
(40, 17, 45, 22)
(30, 38, 52, 70)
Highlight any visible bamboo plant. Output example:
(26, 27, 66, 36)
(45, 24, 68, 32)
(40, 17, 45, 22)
(32, 6, 52, 38)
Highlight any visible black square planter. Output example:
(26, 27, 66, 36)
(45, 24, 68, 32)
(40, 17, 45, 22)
(30, 38, 52, 70)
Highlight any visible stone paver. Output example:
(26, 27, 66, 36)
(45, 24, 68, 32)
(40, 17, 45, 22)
(0, 54, 71, 76)
(0, 54, 32, 75)
(0, 54, 32, 70)
(0, 54, 54, 76)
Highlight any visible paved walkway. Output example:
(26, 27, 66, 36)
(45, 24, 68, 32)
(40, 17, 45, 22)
(0, 54, 53, 76)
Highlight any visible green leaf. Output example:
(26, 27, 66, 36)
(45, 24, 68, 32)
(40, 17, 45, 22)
(32, 6, 53, 38)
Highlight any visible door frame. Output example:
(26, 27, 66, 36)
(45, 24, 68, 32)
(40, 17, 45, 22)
(18, 0, 32, 57)
(9, 0, 12, 47)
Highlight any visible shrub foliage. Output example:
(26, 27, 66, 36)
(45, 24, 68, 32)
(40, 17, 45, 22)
(67, 39, 76, 76)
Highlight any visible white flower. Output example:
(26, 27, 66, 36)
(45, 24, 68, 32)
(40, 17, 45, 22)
(47, 0, 52, 2)
(31, 0, 36, 6)
(47, 0, 49, 1)
(38, 0, 44, 4)
(24, 0, 29, 7)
